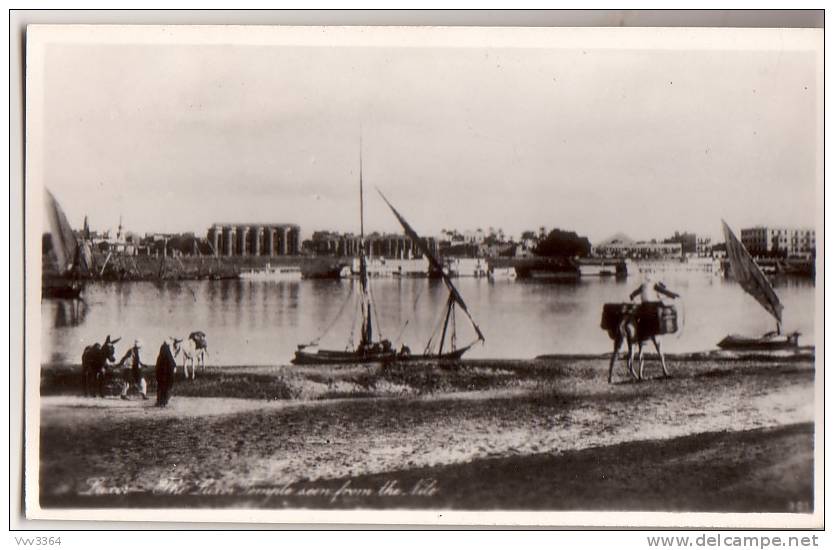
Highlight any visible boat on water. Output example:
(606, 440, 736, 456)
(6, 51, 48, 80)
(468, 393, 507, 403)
(488, 266, 517, 280)
(717, 220, 800, 351)
(42, 189, 88, 299)
(717, 332, 801, 351)
(239, 263, 302, 281)
(376, 190, 485, 361)
(292, 148, 400, 365)
(292, 148, 485, 365)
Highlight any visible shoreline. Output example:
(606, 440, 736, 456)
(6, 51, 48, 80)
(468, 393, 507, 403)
(38, 355, 815, 511)
(40, 422, 814, 512)
(40, 352, 816, 402)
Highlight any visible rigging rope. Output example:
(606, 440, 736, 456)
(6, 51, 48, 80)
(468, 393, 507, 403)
(424, 296, 450, 355)
(394, 281, 427, 345)
(348, 289, 361, 349)
(450, 303, 457, 351)
(308, 285, 355, 345)
(368, 281, 384, 340)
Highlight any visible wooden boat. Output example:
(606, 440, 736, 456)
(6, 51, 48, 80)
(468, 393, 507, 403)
(717, 332, 800, 351)
(292, 346, 396, 365)
(293, 145, 485, 365)
(42, 189, 88, 299)
(292, 146, 398, 366)
(718, 220, 800, 351)
(377, 190, 485, 361)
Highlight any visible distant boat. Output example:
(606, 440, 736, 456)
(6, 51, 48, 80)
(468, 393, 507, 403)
(239, 263, 302, 281)
(488, 266, 517, 280)
(42, 189, 87, 299)
(717, 220, 800, 351)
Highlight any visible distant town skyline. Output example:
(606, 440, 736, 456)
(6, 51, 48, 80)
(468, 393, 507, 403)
(33, 27, 821, 245)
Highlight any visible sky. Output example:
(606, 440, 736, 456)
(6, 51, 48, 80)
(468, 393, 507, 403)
(35, 28, 821, 244)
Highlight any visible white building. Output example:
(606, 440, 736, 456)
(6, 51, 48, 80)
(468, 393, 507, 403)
(593, 234, 682, 259)
(740, 226, 816, 258)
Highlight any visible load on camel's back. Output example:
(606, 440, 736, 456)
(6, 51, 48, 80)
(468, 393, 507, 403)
(171, 331, 209, 380)
(601, 301, 679, 383)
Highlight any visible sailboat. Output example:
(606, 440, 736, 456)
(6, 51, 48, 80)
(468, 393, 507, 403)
(377, 189, 485, 361)
(717, 220, 800, 351)
(291, 150, 397, 365)
(42, 189, 88, 299)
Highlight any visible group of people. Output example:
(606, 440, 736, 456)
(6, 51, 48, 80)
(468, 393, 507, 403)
(107, 338, 178, 407)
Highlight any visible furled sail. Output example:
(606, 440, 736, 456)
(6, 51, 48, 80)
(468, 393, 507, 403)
(358, 147, 374, 347)
(44, 188, 80, 274)
(377, 189, 485, 342)
(722, 219, 783, 325)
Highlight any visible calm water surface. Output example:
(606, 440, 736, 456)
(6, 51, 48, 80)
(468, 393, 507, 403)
(42, 274, 816, 366)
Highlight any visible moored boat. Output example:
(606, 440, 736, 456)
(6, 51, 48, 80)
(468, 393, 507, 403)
(42, 189, 88, 300)
(718, 220, 800, 351)
(717, 332, 801, 351)
(239, 263, 302, 281)
(292, 145, 396, 366)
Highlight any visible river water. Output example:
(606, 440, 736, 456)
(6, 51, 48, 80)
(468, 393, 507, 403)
(41, 273, 816, 366)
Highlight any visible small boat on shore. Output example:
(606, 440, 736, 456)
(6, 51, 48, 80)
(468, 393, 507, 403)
(239, 263, 302, 281)
(718, 220, 800, 351)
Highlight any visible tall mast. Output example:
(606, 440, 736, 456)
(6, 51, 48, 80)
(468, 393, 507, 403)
(358, 137, 372, 347)
(359, 136, 365, 243)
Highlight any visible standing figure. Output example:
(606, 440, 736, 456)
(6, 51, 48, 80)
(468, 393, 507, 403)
(117, 339, 149, 400)
(155, 339, 177, 407)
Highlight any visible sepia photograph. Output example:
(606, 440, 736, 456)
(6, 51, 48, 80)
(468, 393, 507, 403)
(22, 22, 823, 526)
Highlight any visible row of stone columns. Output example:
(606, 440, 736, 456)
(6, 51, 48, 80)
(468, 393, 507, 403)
(207, 224, 300, 257)
(312, 235, 438, 259)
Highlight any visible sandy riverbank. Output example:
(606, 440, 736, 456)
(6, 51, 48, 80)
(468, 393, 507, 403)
(38, 355, 816, 512)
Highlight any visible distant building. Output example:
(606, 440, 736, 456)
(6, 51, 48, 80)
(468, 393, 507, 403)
(663, 231, 697, 256)
(307, 231, 438, 259)
(207, 223, 301, 257)
(740, 226, 816, 258)
(593, 233, 682, 259)
(696, 236, 712, 257)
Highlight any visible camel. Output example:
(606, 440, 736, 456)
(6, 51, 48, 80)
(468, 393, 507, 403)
(603, 304, 671, 384)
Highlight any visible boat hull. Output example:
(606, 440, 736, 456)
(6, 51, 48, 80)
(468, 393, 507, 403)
(717, 332, 800, 351)
(292, 348, 396, 365)
(239, 271, 302, 281)
(292, 345, 473, 365)
(396, 348, 470, 361)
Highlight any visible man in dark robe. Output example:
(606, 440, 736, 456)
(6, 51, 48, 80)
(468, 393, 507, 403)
(155, 340, 177, 407)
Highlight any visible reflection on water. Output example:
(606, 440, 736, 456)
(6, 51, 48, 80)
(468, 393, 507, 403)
(41, 273, 816, 366)
(51, 299, 88, 328)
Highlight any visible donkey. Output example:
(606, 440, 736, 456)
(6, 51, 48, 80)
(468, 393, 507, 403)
(81, 335, 121, 397)
(604, 305, 670, 384)
(172, 331, 209, 380)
